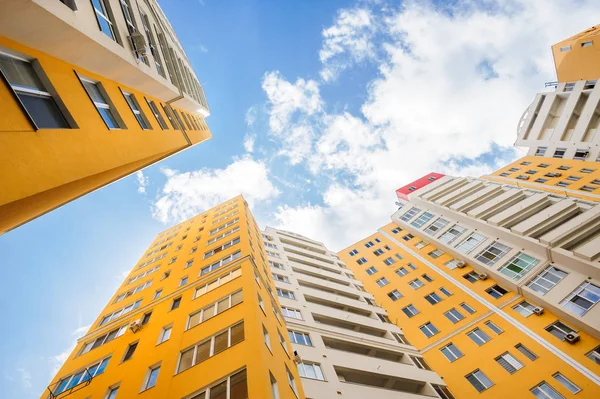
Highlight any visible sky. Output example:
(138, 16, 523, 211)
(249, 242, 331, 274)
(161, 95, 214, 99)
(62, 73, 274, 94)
(2, 0, 600, 397)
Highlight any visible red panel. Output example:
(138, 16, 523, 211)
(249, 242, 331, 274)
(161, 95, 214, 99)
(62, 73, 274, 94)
(396, 173, 445, 200)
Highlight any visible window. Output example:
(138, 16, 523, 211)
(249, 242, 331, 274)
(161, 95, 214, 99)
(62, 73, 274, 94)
(373, 248, 384, 256)
(395, 253, 403, 260)
(0, 54, 72, 129)
(272, 273, 290, 283)
(586, 346, 600, 364)
(263, 325, 271, 350)
(428, 249, 444, 258)
(142, 365, 160, 391)
(79, 77, 123, 129)
(467, 328, 490, 346)
(376, 277, 389, 287)
(276, 288, 295, 300)
(145, 99, 168, 129)
(515, 343, 538, 360)
(392, 228, 401, 234)
(411, 212, 434, 228)
(538, 163, 549, 168)
(499, 252, 540, 280)
(486, 284, 508, 299)
(535, 146, 547, 156)
(460, 302, 476, 314)
(444, 308, 465, 323)
(420, 322, 439, 338)
(422, 273, 433, 282)
(466, 370, 493, 392)
(288, 331, 312, 346)
(560, 45, 571, 51)
(200, 250, 242, 275)
(444, 259, 462, 270)
(286, 366, 298, 397)
(509, 167, 520, 172)
(556, 181, 571, 187)
(140, 13, 164, 76)
(400, 207, 421, 221)
(528, 266, 567, 295)
(158, 326, 172, 344)
(177, 322, 245, 373)
(179, 276, 188, 287)
(581, 185, 596, 192)
(392, 332, 411, 345)
(560, 281, 600, 315)
(475, 241, 511, 266)
(495, 352, 523, 374)
(142, 312, 152, 325)
(513, 301, 535, 317)
(566, 175, 581, 181)
(122, 91, 150, 129)
(383, 257, 396, 266)
(407, 262, 417, 270)
(193, 268, 242, 299)
(395, 267, 408, 276)
(356, 257, 367, 265)
(388, 289, 403, 301)
(91, 0, 117, 40)
(558, 165, 571, 170)
(364, 241, 374, 248)
(485, 321, 503, 334)
(409, 278, 424, 289)
(424, 217, 450, 235)
(500, 172, 510, 177)
(553, 373, 580, 393)
(366, 266, 377, 275)
(270, 373, 279, 399)
(281, 306, 302, 320)
(123, 342, 138, 362)
(52, 357, 110, 395)
(187, 290, 243, 329)
(411, 356, 432, 370)
(546, 321, 575, 341)
(553, 148, 566, 158)
(535, 178, 548, 183)
(424, 292, 443, 305)
(455, 232, 487, 254)
(440, 343, 463, 362)
(348, 249, 358, 256)
(440, 287, 452, 296)
(99, 300, 142, 325)
(80, 326, 127, 354)
(402, 304, 419, 318)
(171, 297, 181, 311)
(580, 168, 596, 173)
(402, 233, 414, 241)
(531, 382, 565, 399)
(106, 386, 119, 399)
(297, 363, 325, 380)
(463, 271, 480, 283)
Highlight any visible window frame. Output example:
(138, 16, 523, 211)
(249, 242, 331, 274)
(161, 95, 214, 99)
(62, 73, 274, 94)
(77, 74, 126, 129)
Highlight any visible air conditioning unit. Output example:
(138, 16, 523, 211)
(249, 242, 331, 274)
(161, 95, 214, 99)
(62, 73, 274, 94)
(478, 273, 488, 280)
(293, 350, 302, 364)
(456, 261, 466, 269)
(564, 332, 580, 344)
(532, 307, 544, 315)
(129, 32, 148, 55)
(129, 319, 142, 333)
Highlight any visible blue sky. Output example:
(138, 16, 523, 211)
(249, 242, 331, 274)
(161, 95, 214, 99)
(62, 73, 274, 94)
(2, 0, 600, 397)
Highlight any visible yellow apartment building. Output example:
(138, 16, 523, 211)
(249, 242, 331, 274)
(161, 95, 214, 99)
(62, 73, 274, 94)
(42, 196, 305, 399)
(0, 0, 211, 235)
(551, 24, 600, 83)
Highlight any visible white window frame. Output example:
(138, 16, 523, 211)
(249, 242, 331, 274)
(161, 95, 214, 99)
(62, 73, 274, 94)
(499, 252, 540, 280)
(560, 281, 600, 316)
(455, 232, 487, 254)
(440, 343, 463, 362)
(467, 328, 490, 346)
(474, 241, 512, 266)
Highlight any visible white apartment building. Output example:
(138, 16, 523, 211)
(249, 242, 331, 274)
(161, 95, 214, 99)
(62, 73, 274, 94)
(262, 227, 452, 399)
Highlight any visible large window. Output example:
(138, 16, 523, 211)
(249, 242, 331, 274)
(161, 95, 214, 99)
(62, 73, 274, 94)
(545, 321, 576, 341)
(455, 233, 487, 254)
(376, 277, 389, 287)
(424, 217, 449, 236)
(420, 322, 439, 338)
(281, 306, 302, 320)
(80, 77, 123, 129)
(91, 0, 118, 40)
(439, 225, 466, 245)
(187, 290, 243, 329)
(467, 328, 490, 346)
(530, 382, 565, 399)
(387, 289, 403, 301)
(402, 304, 419, 318)
(52, 357, 110, 395)
(560, 281, 600, 316)
(288, 331, 312, 346)
(499, 252, 540, 280)
(474, 241, 511, 266)
(100, 299, 141, 325)
(553, 373, 580, 394)
(185, 369, 247, 399)
(200, 250, 241, 275)
(465, 370, 493, 392)
(424, 292, 443, 305)
(178, 322, 245, 373)
(440, 343, 463, 362)
(145, 99, 168, 129)
(193, 267, 241, 299)
(0, 54, 73, 129)
(80, 325, 126, 354)
(411, 212, 434, 228)
(276, 288, 295, 300)
(486, 284, 508, 299)
(444, 308, 465, 323)
(297, 363, 325, 380)
(400, 207, 421, 221)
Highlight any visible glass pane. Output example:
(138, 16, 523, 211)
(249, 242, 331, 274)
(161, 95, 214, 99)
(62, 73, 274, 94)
(179, 348, 194, 372)
(203, 305, 215, 321)
(195, 341, 211, 364)
(214, 331, 228, 354)
(230, 322, 245, 345)
(98, 107, 119, 128)
(146, 367, 159, 389)
(217, 298, 229, 313)
(17, 93, 69, 128)
(229, 369, 248, 399)
(82, 81, 105, 103)
(96, 11, 115, 39)
(188, 312, 201, 329)
(0, 56, 45, 89)
(209, 381, 227, 399)
(96, 358, 110, 375)
(66, 371, 84, 389)
(231, 290, 243, 306)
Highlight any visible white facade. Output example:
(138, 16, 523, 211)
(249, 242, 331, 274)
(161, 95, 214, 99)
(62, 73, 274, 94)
(262, 227, 450, 399)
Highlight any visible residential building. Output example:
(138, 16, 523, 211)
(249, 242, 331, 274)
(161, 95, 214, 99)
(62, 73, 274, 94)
(42, 196, 305, 399)
(262, 227, 450, 399)
(0, 0, 211, 234)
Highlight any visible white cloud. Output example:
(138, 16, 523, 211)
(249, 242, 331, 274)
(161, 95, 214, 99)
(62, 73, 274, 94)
(50, 325, 91, 376)
(136, 171, 149, 194)
(152, 157, 281, 223)
(243, 134, 255, 153)
(319, 7, 378, 81)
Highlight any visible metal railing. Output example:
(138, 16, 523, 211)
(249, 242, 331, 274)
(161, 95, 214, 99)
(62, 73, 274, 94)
(46, 368, 93, 399)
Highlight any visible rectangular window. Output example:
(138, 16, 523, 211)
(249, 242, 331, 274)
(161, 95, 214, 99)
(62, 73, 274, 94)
(535, 146, 547, 156)
(424, 292, 443, 305)
(281, 306, 302, 320)
(366, 266, 377, 275)
(460, 302, 476, 314)
(286, 366, 298, 397)
(402, 233, 414, 241)
(80, 326, 126, 355)
(466, 370, 493, 392)
(486, 284, 508, 299)
(387, 289, 403, 301)
(365, 241, 374, 248)
(553, 373, 580, 393)
(143, 365, 160, 390)
(409, 278, 424, 289)
(411, 356, 432, 370)
(527, 266, 567, 295)
(444, 308, 465, 323)
(263, 325, 271, 350)
(122, 91, 150, 129)
(463, 271, 480, 283)
(440, 343, 463, 362)
(474, 241, 512, 266)
(145, 98, 168, 129)
(193, 267, 242, 299)
(422, 273, 433, 282)
(440, 287, 452, 296)
(356, 257, 367, 265)
(496, 352, 523, 374)
(402, 304, 419, 318)
(270, 372, 279, 399)
(411, 212, 434, 228)
(349, 249, 358, 256)
(515, 343, 538, 360)
(499, 252, 540, 280)
(99, 300, 141, 325)
(439, 225, 466, 245)
(530, 382, 565, 399)
(297, 362, 325, 380)
(428, 249, 444, 258)
(79, 77, 123, 129)
(200, 250, 241, 275)
(91, 0, 117, 40)
(586, 346, 600, 364)
(272, 273, 290, 283)
(395, 267, 408, 276)
(553, 148, 566, 158)
(0, 54, 72, 129)
(158, 326, 172, 344)
(546, 321, 576, 341)
(187, 290, 243, 329)
(467, 328, 490, 346)
(161, 103, 179, 129)
(276, 288, 295, 300)
(513, 301, 535, 317)
(580, 168, 596, 173)
(383, 257, 395, 266)
(400, 207, 421, 221)
(52, 357, 110, 395)
(415, 240, 428, 249)
(420, 322, 439, 338)
(170, 297, 181, 311)
(376, 277, 389, 287)
(288, 331, 312, 346)
(424, 217, 450, 235)
(123, 342, 138, 362)
(560, 281, 600, 316)
(485, 321, 503, 334)
(455, 233, 487, 254)
(373, 248, 384, 256)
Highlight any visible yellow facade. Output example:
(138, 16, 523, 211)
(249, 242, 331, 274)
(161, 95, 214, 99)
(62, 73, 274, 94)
(339, 222, 600, 398)
(486, 156, 600, 201)
(552, 25, 600, 83)
(0, 34, 211, 235)
(42, 196, 304, 399)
